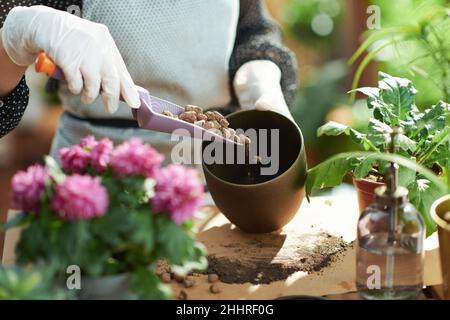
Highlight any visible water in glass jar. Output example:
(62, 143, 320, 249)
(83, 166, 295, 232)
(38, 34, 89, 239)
(356, 232, 423, 300)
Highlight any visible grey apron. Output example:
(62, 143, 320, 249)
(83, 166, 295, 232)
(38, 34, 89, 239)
(50, 0, 239, 161)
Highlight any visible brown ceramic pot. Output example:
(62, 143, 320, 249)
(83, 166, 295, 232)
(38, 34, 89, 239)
(202, 110, 307, 233)
(431, 195, 450, 300)
(352, 176, 385, 213)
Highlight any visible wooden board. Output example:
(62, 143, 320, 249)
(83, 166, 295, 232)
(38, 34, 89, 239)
(2, 191, 443, 300)
(169, 193, 443, 300)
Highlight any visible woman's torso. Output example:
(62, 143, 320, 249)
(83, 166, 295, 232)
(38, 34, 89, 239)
(51, 0, 239, 160)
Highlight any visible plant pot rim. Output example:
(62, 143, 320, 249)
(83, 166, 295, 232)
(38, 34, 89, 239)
(432, 163, 444, 176)
(431, 194, 450, 230)
(202, 109, 306, 188)
(352, 162, 443, 186)
(352, 175, 385, 186)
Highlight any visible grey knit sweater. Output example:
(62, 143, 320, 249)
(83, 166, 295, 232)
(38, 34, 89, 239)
(0, 0, 297, 138)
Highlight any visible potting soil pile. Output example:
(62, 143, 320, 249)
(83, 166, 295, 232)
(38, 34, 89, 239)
(206, 230, 350, 284)
(176, 190, 442, 299)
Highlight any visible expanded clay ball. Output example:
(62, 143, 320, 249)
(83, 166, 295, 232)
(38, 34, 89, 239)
(162, 110, 174, 117)
(203, 121, 216, 130)
(209, 284, 221, 294)
(179, 111, 197, 123)
(183, 278, 194, 288)
(212, 111, 224, 121)
(204, 111, 216, 121)
(208, 273, 219, 283)
(219, 118, 229, 128)
(161, 272, 171, 283)
(221, 128, 232, 139)
(178, 290, 188, 300)
(212, 120, 221, 129)
(194, 120, 206, 127)
(185, 105, 203, 113)
(162, 105, 249, 144)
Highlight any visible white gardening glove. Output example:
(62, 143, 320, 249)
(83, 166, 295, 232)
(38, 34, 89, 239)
(233, 60, 293, 121)
(1, 5, 140, 113)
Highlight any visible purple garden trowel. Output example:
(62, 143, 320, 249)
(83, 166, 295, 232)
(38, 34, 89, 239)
(35, 52, 239, 145)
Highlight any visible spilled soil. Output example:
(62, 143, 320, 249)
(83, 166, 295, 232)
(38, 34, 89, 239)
(206, 231, 350, 284)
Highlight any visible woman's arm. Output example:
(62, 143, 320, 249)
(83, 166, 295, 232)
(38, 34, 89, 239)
(0, 1, 80, 138)
(0, 31, 27, 97)
(229, 0, 297, 107)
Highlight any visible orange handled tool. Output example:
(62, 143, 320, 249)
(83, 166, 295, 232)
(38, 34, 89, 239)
(34, 52, 240, 145)
(35, 52, 65, 80)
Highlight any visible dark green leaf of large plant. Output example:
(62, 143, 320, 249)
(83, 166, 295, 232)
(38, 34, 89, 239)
(155, 215, 207, 274)
(130, 267, 171, 300)
(408, 179, 444, 237)
(306, 155, 357, 199)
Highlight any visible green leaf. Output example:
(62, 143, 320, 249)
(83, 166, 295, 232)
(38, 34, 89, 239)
(0, 212, 28, 231)
(155, 215, 207, 273)
(90, 206, 134, 247)
(0, 266, 59, 300)
(16, 218, 50, 266)
(77, 241, 110, 276)
(129, 208, 154, 254)
(408, 179, 444, 236)
(44, 156, 65, 184)
(377, 72, 418, 121)
(306, 155, 357, 199)
(354, 156, 376, 179)
(350, 41, 397, 101)
(317, 121, 379, 151)
(348, 25, 419, 65)
(130, 267, 171, 300)
(317, 121, 348, 137)
(306, 151, 448, 199)
(397, 134, 417, 153)
(414, 101, 446, 134)
(418, 126, 450, 166)
(398, 164, 416, 188)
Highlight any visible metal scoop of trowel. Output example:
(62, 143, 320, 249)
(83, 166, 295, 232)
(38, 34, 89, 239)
(35, 52, 240, 145)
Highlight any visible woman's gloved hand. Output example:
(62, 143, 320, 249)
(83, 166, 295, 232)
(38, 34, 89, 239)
(233, 60, 293, 121)
(1, 6, 140, 113)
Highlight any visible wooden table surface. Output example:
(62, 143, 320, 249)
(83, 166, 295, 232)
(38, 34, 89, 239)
(2, 187, 445, 300)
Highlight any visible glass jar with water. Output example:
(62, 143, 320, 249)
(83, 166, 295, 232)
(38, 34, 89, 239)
(356, 185, 425, 299)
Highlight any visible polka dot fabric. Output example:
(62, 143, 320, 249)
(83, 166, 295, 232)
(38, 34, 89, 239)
(0, 76, 29, 137)
(0, 0, 80, 139)
(0, 0, 296, 138)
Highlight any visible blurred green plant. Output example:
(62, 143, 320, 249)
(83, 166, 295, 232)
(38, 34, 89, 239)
(291, 60, 348, 143)
(350, 0, 450, 106)
(0, 265, 69, 300)
(283, 0, 345, 47)
(307, 72, 449, 235)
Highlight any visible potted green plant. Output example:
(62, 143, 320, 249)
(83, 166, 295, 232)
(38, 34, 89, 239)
(349, 2, 449, 105)
(306, 72, 449, 235)
(2, 136, 207, 299)
(0, 265, 70, 300)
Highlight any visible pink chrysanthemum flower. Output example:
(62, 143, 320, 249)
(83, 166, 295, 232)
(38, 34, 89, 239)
(152, 164, 204, 224)
(52, 174, 109, 220)
(90, 138, 113, 172)
(60, 135, 114, 173)
(110, 138, 164, 177)
(10, 164, 49, 214)
(79, 135, 98, 149)
(59, 145, 90, 173)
